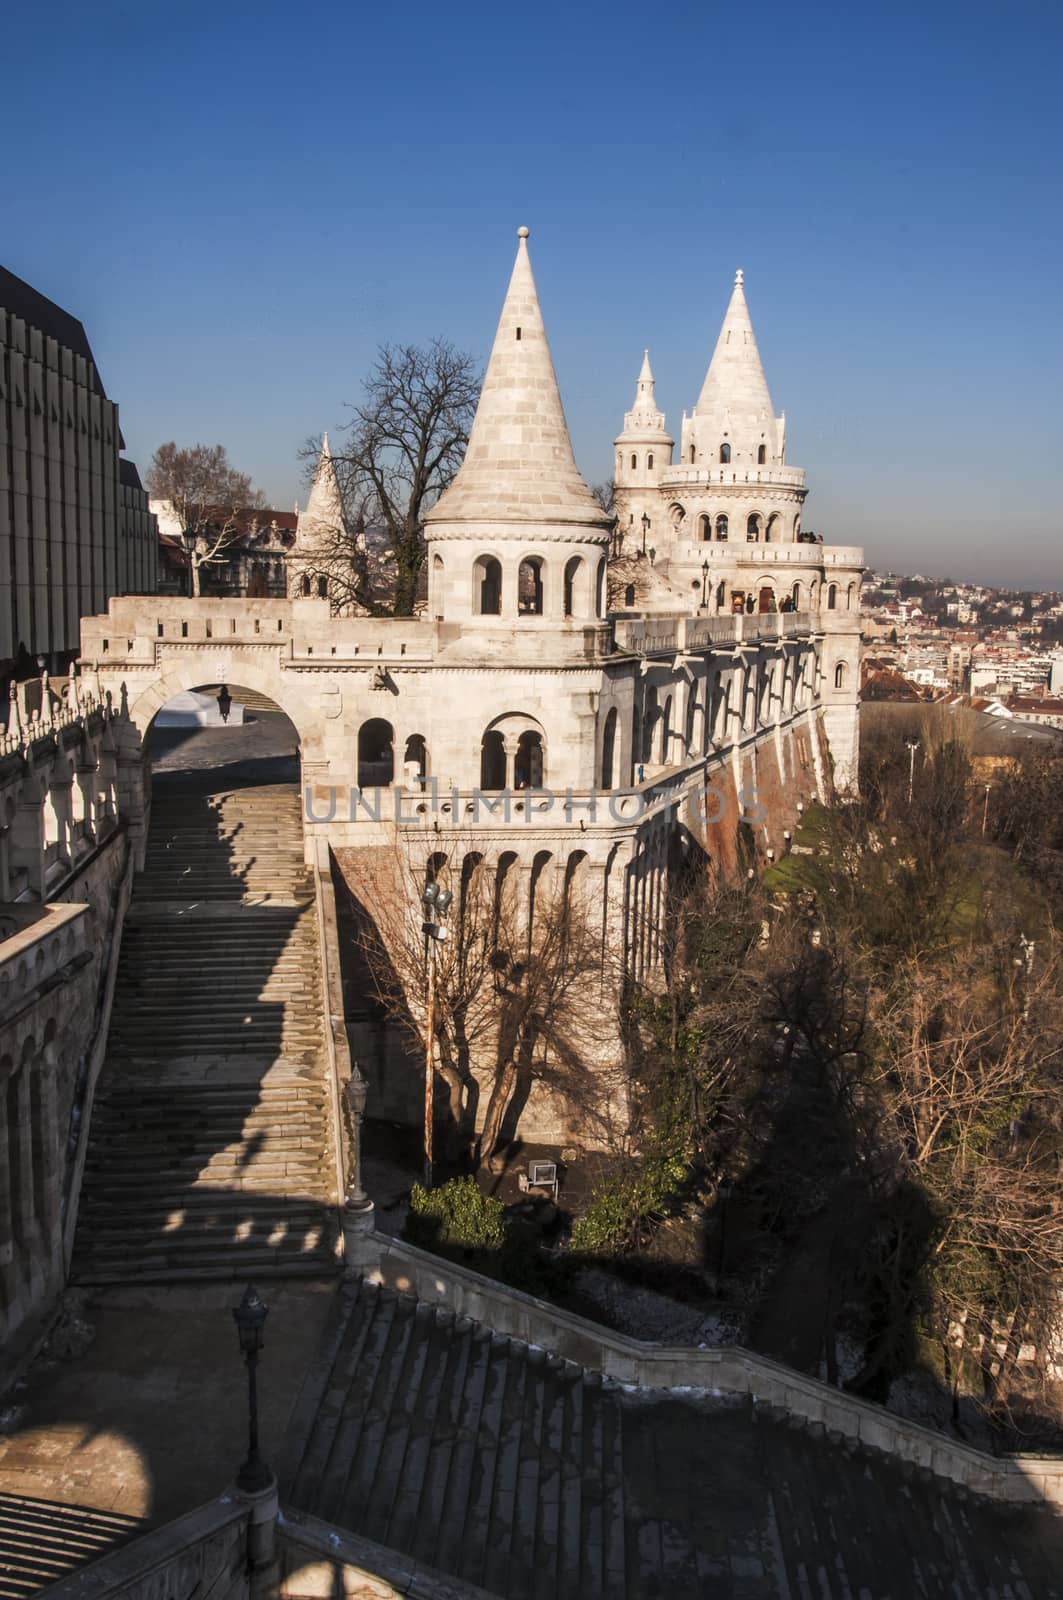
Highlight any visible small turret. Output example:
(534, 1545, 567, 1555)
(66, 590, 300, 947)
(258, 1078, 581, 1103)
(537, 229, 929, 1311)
(614, 350, 673, 492)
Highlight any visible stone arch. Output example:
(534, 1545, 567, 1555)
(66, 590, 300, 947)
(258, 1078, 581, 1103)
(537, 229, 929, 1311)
(747, 513, 762, 543)
(358, 718, 394, 787)
(834, 660, 849, 689)
(600, 706, 618, 791)
(517, 555, 545, 616)
(125, 656, 315, 752)
(473, 553, 502, 616)
(698, 514, 712, 541)
(766, 513, 780, 542)
(563, 555, 590, 619)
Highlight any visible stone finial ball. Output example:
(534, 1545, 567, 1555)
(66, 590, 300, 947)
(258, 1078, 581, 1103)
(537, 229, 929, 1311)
(517, 226, 530, 238)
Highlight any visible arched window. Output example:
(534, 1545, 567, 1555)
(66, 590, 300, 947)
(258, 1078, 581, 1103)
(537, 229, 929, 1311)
(719, 443, 731, 464)
(474, 555, 502, 615)
(518, 556, 544, 615)
(563, 555, 582, 617)
(827, 583, 837, 610)
(846, 583, 855, 610)
(670, 503, 686, 528)
(689, 445, 696, 464)
(624, 583, 636, 607)
(834, 662, 847, 689)
(357, 719, 394, 788)
(600, 707, 618, 790)
(595, 557, 606, 618)
(403, 734, 427, 782)
(656, 695, 672, 765)
(616, 451, 623, 474)
(715, 514, 728, 541)
(792, 581, 802, 609)
(480, 729, 506, 790)
(647, 453, 654, 470)
(432, 552, 444, 617)
(630, 453, 637, 471)
(316, 574, 328, 598)
(698, 514, 711, 541)
(757, 444, 766, 464)
(793, 515, 802, 540)
(300, 573, 311, 596)
(747, 514, 761, 542)
(514, 729, 544, 788)
(765, 513, 779, 543)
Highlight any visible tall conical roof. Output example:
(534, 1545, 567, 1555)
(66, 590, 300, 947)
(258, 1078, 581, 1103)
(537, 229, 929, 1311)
(296, 433, 347, 548)
(426, 229, 609, 532)
(616, 348, 672, 443)
(693, 270, 781, 461)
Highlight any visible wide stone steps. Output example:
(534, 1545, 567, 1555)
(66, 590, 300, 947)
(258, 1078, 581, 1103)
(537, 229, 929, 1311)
(0, 1494, 143, 1600)
(73, 774, 339, 1285)
(282, 1281, 1063, 1600)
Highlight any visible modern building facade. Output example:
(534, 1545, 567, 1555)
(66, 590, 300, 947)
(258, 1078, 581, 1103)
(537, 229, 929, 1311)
(0, 266, 158, 669)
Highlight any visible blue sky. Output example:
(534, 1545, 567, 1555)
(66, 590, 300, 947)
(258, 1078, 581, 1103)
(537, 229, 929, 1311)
(3, 0, 1060, 587)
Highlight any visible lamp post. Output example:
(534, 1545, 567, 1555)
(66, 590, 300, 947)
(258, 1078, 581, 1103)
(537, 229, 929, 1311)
(421, 881, 453, 1188)
(641, 512, 650, 555)
(345, 1065, 369, 1210)
(217, 684, 232, 724)
(700, 560, 710, 609)
(232, 1284, 272, 1493)
(905, 736, 920, 805)
(982, 782, 991, 836)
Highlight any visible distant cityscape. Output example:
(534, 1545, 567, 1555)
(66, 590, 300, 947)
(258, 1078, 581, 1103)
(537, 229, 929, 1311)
(862, 569, 1063, 729)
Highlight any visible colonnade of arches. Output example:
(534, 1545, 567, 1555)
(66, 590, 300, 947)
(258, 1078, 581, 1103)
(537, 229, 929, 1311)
(0, 1016, 65, 1343)
(600, 643, 821, 788)
(434, 548, 607, 621)
(0, 723, 121, 901)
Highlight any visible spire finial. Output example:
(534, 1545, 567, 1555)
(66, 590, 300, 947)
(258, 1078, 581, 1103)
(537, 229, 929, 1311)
(517, 225, 530, 239)
(735, 268, 744, 286)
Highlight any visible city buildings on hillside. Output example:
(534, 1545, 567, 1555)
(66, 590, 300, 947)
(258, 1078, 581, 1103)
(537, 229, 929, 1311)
(0, 266, 157, 669)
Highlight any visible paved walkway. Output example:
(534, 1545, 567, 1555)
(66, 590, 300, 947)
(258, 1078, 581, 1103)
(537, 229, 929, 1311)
(0, 1281, 334, 1593)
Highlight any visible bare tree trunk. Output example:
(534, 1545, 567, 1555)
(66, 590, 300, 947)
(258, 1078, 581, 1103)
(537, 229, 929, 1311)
(478, 1056, 518, 1174)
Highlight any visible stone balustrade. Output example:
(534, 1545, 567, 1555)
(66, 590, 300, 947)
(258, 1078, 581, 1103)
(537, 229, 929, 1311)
(368, 1237, 1063, 1511)
(614, 611, 812, 656)
(669, 540, 865, 568)
(659, 464, 807, 490)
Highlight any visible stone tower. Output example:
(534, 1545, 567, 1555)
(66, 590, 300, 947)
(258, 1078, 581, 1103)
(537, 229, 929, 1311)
(613, 351, 674, 555)
(424, 227, 612, 628)
(288, 433, 349, 601)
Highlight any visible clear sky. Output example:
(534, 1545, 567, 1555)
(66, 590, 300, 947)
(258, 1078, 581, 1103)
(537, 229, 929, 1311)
(3, 0, 1060, 588)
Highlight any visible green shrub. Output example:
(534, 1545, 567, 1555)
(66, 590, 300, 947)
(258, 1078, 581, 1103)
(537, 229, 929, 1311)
(404, 1176, 505, 1256)
(569, 1154, 687, 1257)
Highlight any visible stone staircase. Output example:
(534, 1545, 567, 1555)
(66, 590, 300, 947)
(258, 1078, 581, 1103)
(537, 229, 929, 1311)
(282, 1279, 1063, 1600)
(72, 779, 341, 1284)
(0, 1494, 141, 1600)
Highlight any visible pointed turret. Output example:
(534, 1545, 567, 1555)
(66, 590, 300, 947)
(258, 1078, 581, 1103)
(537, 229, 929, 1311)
(689, 270, 785, 466)
(295, 432, 347, 549)
(426, 228, 609, 531)
(614, 347, 673, 501)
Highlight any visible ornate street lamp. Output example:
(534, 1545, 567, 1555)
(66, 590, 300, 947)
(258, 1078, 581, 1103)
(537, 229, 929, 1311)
(640, 512, 650, 555)
(700, 560, 710, 609)
(345, 1065, 369, 1210)
(421, 882, 453, 1188)
(217, 684, 233, 724)
(232, 1284, 272, 1493)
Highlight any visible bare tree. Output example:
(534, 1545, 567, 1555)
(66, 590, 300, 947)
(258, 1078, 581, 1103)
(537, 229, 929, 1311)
(147, 442, 263, 597)
(353, 840, 614, 1172)
(306, 340, 480, 618)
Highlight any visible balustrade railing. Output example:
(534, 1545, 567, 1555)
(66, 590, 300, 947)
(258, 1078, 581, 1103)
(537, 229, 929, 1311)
(0, 664, 111, 757)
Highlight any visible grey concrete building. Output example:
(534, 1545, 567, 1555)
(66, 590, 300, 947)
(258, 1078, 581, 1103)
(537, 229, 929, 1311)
(0, 266, 158, 669)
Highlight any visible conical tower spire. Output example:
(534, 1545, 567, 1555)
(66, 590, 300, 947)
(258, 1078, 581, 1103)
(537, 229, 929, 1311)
(296, 432, 347, 548)
(427, 228, 609, 530)
(620, 348, 669, 437)
(693, 269, 782, 463)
